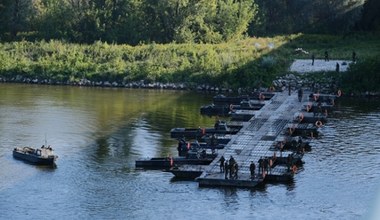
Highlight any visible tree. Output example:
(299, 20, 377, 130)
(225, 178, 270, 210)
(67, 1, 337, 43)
(172, 0, 256, 43)
(250, 0, 365, 35)
(359, 0, 380, 31)
(32, 0, 77, 40)
(0, 0, 33, 40)
(213, 0, 257, 41)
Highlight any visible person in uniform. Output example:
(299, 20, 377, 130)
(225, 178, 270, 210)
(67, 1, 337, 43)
(298, 88, 303, 102)
(224, 161, 229, 179)
(250, 161, 256, 179)
(258, 157, 263, 175)
(219, 156, 225, 173)
(234, 163, 239, 179)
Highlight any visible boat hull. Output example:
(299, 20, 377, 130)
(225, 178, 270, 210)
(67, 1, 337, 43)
(135, 157, 214, 169)
(169, 169, 203, 180)
(170, 128, 238, 139)
(13, 150, 56, 165)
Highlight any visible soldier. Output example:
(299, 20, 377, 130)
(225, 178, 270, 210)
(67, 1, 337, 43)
(229, 156, 235, 166)
(298, 88, 303, 102)
(210, 134, 216, 155)
(177, 141, 182, 156)
(324, 51, 329, 61)
(263, 158, 268, 174)
(234, 163, 239, 179)
(352, 51, 356, 62)
(168, 154, 174, 167)
(224, 161, 229, 179)
(210, 134, 216, 147)
(311, 53, 315, 65)
(250, 161, 256, 179)
(269, 158, 273, 174)
(219, 156, 225, 173)
(229, 161, 235, 179)
(258, 157, 263, 175)
(287, 154, 293, 171)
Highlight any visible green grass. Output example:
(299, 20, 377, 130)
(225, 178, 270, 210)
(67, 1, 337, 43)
(0, 33, 379, 92)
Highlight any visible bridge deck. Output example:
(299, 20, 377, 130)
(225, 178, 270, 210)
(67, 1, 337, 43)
(197, 91, 308, 188)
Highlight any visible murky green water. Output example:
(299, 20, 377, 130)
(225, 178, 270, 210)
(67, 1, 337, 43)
(0, 83, 379, 220)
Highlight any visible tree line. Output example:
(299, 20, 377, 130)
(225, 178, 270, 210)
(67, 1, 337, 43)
(0, 0, 379, 44)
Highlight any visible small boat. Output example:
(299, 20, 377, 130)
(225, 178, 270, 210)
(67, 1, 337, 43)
(13, 146, 58, 165)
(200, 104, 230, 117)
(200, 101, 264, 116)
(200, 135, 232, 145)
(278, 137, 312, 152)
(229, 100, 265, 111)
(213, 92, 275, 105)
(308, 93, 337, 103)
(167, 165, 206, 180)
(287, 123, 320, 138)
(136, 145, 217, 169)
(229, 110, 255, 121)
(303, 102, 334, 113)
(293, 112, 327, 124)
(170, 121, 239, 139)
(135, 157, 214, 169)
(272, 153, 304, 167)
(177, 138, 225, 157)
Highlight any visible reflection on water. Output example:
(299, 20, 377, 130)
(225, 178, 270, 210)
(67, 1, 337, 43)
(0, 84, 379, 219)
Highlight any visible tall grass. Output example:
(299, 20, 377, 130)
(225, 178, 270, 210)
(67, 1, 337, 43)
(0, 33, 379, 91)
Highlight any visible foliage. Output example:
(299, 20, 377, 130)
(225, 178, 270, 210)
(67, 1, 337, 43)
(0, 35, 290, 88)
(342, 56, 380, 93)
(2, 0, 378, 44)
(0, 33, 379, 93)
(358, 0, 380, 31)
(0, 0, 257, 44)
(251, 0, 366, 35)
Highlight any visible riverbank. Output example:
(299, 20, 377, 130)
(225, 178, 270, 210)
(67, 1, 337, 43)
(0, 33, 379, 94)
(1, 77, 378, 98)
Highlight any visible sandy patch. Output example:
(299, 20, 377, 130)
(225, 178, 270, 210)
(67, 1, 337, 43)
(290, 59, 353, 73)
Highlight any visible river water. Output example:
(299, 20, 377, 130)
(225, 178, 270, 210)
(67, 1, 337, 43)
(0, 84, 379, 220)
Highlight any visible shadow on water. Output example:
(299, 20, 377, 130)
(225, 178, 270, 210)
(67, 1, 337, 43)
(93, 136, 111, 162)
(82, 90, 217, 167)
(336, 97, 380, 114)
(263, 180, 296, 192)
(170, 176, 196, 182)
(35, 163, 57, 171)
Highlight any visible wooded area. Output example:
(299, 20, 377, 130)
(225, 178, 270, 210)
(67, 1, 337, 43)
(0, 0, 379, 44)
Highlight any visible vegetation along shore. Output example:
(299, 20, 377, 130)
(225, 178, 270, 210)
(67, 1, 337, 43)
(0, 1, 379, 95)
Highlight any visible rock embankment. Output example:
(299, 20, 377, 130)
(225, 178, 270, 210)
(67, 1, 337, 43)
(272, 73, 339, 94)
(1, 59, 377, 97)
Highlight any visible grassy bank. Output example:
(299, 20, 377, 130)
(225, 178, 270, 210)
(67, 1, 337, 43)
(0, 33, 379, 92)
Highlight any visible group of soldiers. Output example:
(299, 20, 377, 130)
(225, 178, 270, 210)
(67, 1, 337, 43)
(218, 156, 267, 180)
(219, 156, 239, 180)
(258, 157, 274, 177)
